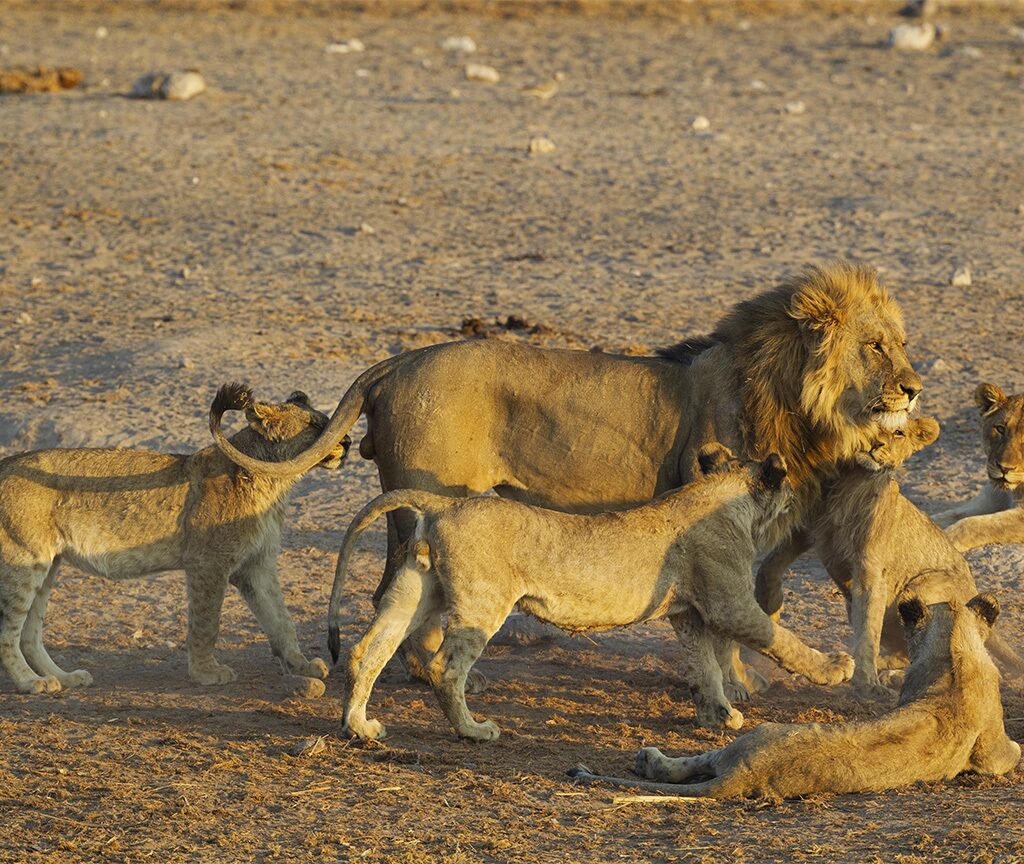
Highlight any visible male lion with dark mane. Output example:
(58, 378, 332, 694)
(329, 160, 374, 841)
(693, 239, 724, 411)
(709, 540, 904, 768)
(211, 262, 921, 693)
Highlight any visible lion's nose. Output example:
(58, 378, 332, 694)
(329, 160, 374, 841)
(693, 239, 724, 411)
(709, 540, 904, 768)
(900, 381, 921, 402)
(996, 463, 1012, 476)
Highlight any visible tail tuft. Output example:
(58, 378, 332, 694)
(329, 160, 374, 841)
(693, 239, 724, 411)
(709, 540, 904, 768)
(211, 382, 253, 417)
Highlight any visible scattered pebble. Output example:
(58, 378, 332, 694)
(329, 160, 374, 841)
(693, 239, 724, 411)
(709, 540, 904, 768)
(355, 68, 370, 78)
(527, 136, 556, 155)
(95, 26, 109, 39)
(749, 79, 768, 92)
(325, 38, 364, 54)
(448, 87, 461, 99)
(358, 222, 376, 235)
(784, 100, 806, 115)
(30, 276, 43, 288)
(0, 66, 82, 93)
(179, 356, 195, 370)
(465, 63, 500, 84)
(950, 265, 972, 288)
(887, 23, 937, 51)
(956, 45, 983, 60)
(691, 115, 710, 131)
(522, 80, 559, 100)
(132, 71, 206, 101)
(288, 735, 327, 757)
(440, 36, 477, 53)
(131, 627, 144, 640)
(17, 312, 33, 325)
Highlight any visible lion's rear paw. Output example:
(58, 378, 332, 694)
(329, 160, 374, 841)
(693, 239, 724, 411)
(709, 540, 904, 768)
(190, 662, 237, 686)
(283, 675, 326, 699)
(723, 680, 749, 703)
(458, 718, 500, 741)
(290, 657, 330, 680)
(19, 675, 62, 694)
(345, 717, 386, 741)
(59, 670, 93, 689)
(635, 746, 668, 780)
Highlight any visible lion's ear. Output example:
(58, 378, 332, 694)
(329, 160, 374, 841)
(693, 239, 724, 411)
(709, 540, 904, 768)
(967, 593, 1000, 629)
(897, 594, 930, 630)
(911, 417, 940, 449)
(245, 401, 283, 437)
(287, 391, 311, 406)
(975, 383, 1006, 416)
(758, 453, 788, 490)
(790, 284, 845, 334)
(697, 442, 737, 476)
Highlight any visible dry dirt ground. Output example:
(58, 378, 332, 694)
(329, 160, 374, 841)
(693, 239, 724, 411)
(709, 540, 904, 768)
(2, 1, 1024, 862)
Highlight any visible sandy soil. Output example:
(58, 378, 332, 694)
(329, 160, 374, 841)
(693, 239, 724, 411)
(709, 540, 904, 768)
(1, 2, 1024, 862)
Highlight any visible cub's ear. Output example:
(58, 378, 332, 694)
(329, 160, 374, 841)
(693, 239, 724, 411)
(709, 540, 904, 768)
(287, 391, 311, 406)
(975, 383, 1007, 416)
(967, 593, 1000, 628)
(245, 401, 281, 436)
(697, 442, 737, 476)
(911, 417, 940, 448)
(758, 453, 788, 490)
(897, 594, 929, 629)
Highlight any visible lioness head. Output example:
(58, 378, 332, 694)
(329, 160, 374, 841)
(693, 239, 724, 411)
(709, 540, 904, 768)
(788, 263, 921, 435)
(212, 383, 350, 470)
(854, 416, 940, 472)
(974, 383, 1024, 490)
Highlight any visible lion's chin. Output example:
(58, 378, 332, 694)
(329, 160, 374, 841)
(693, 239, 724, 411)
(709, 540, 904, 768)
(873, 409, 909, 431)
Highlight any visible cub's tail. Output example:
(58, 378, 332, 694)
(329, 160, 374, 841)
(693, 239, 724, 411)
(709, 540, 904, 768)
(327, 489, 452, 665)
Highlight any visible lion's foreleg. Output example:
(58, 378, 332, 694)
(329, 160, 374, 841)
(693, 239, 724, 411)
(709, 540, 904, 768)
(933, 486, 1006, 529)
(946, 509, 1024, 552)
(231, 552, 328, 683)
(670, 608, 743, 730)
(755, 529, 811, 620)
(848, 574, 892, 699)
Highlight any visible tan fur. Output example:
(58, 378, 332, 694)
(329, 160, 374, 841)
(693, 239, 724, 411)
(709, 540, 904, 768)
(0, 385, 348, 694)
(934, 383, 1024, 550)
(569, 594, 1020, 798)
(330, 451, 855, 741)
(812, 418, 1024, 696)
(211, 263, 919, 690)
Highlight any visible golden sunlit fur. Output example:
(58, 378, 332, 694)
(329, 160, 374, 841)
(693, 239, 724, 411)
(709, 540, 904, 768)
(0, 385, 348, 695)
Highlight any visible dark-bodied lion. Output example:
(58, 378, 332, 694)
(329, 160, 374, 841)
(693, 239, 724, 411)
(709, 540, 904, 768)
(210, 262, 921, 690)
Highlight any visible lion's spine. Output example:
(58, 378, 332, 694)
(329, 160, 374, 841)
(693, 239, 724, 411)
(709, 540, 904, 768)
(327, 489, 450, 664)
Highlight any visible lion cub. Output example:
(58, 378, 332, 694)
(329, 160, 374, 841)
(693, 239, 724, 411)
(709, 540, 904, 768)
(330, 446, 855, 741)
(0, 384, 348, 694)
(934, 383, 1024, 551)
(813, 417, 1024, 697)
(570, 593, 1020, 798)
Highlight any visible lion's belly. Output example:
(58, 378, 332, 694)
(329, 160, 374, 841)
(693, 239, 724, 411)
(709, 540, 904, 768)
(517, 585, 679, 632)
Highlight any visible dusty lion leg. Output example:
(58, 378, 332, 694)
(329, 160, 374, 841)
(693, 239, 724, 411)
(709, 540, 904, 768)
(427, 622, 502, 741)
(344, 564, 442, 740)
(0, 563, 61, 694)
(848, 579, 892, 698)
(634, 746, 721, 784)
(754, 530, 811, 621)
(230, 554, 328, 681)
(20, 562, 92, 689)
(670, 609, 743, 729)
(184, 565, 236, 685)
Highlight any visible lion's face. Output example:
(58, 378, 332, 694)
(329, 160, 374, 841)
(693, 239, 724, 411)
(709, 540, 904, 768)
(854, 416, 939, 472)
(246, 392, 350, 470)
(974, 384, 1024, 490)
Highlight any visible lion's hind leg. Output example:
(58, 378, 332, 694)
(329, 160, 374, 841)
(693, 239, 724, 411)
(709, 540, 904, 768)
(0, 562, 62, 694)
(344, 560, 443, 741)
(20, 562, 92, 689)
(635, 746, 720, 784)
(670, 608, 743, 730)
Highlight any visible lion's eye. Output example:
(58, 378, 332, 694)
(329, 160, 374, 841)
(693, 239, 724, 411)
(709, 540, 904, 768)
(893, 430, 906, 438)
(866, 341, 884, 353)
(994, 424, 1007, 436)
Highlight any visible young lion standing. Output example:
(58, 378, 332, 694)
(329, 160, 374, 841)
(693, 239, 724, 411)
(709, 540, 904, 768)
(0, 384, 347, 695)
(330, 447, 854, 741)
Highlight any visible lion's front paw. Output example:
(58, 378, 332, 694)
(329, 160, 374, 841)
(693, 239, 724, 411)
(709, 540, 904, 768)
(695, 700, 743, 730)
(465, 669, 488, 695)
(190, 662, 237, 686)
(458, 718, 500, 742)
(635, 747, 668, 780)
(283, 675, 326, 699)
(59, 670, 93, 689)
(19, 675, 62, 694)
(345, 717, 386, 741)
(816, 651, 855, 685)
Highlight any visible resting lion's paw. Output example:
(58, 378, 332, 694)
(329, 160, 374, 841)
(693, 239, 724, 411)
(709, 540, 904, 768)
(283, 674, 326, 699)
(635, 747, 667, 780)
(59, 670, 93, 689)
(190, 662, 237, 686)
(820, 651, 855, 685)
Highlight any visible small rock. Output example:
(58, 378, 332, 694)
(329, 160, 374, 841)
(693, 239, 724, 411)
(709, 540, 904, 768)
(784, 100, 806, 115)
(181, 265, 191, 278)
(355, 68, 370, 78)
(131, 627, 144, 640)
(957, 45, 983, 60)
(1011, 26, 1024, 43)
(522, 80, 559, 100)
(325, 38, 365, 54)
(900, 0, 937, 17)
(448, 87, 461, 99)
(284, 676, 326, 699)
(888, 23, 937, 51)
(930, 358, 950, 374)
(132, 71, 206, 101)
(691, 115, 710, 131)
(95, 26, 109, 38)
(179, 356, 195, 370)
(16, 312, 33, 325)
(288, 735, 327, 757)
(440, 36, 477, 53)
(465, 63, 500, 84)
(30, 276, 43, 288)
(527, 136, 556, 155)
(1017, 204, 1024, 216)
(749, 78, 768, 92)
(950, 265, 972, 288)
(358, 222, 376, 235)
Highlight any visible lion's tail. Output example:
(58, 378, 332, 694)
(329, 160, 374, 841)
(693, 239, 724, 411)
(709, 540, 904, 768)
(987, 629, 1024, 679)
(327, 489, 452, 665)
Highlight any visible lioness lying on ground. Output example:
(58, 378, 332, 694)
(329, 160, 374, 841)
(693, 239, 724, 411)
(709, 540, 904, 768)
(763, 418, 1024, 697)
(934, 383, 1024, 551)
(0, 384, 348, 694)
(329, 446, 854, 741)
(568, 593, 1021, 799)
